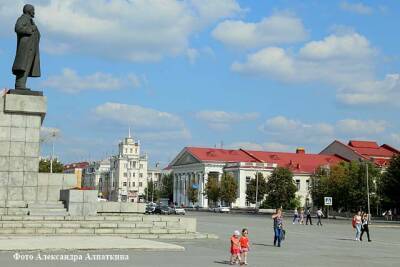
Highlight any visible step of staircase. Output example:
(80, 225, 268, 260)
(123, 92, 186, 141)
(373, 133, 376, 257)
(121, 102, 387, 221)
(27, 202, 68, 216)
(28, 209, 69, 216)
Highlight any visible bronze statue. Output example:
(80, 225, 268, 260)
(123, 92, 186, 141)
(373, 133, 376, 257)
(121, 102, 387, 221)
(12, 4, 41, 90)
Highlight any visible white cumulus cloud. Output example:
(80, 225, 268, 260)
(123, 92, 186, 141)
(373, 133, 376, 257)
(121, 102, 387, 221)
(93, 102, 188, 134)
(195, 110, 259, 131)
(42, 68, 142, 93)
(336, 119, 387, 135)
(340, 1, 373, 15)
(0, 0, 243, 62)
(212, 13, 308, 49)
(232, 33, 376, 85)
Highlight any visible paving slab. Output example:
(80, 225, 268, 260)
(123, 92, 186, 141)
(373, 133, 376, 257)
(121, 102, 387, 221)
(0, 236, 185, 251)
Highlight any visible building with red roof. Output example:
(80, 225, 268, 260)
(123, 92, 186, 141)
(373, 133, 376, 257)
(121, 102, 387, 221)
(63, 162, 89, 188)
(320, 140, 399, 168)
(169, 147, 345, 208)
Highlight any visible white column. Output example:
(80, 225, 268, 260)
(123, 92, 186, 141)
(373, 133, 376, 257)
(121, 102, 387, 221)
(203, 172, 209, 208)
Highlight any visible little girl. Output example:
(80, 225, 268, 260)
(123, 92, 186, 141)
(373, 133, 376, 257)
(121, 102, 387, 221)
(230, 230, 241, 265)
(240, 228, 250, 265)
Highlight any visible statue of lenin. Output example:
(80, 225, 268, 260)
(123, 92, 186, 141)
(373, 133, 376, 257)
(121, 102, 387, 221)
(12, 4, 41, 90)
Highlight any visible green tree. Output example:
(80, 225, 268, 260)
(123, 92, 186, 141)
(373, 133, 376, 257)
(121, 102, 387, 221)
(263, 167, 297, 209)
(159, 173, 174, 202)
(144, 180, 160, 202)
(379, 155, 400, 211)
(311, 161, 380, 213)
(187, 178, 199, 205)
(220, 172, 238, 206)
(246, 172, 268, 204)
(39, 159, 64, 173)
(205, 173, 220, 207)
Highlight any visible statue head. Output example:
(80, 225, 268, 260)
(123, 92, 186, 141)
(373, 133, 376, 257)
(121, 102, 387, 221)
(23, 4, 35, 18)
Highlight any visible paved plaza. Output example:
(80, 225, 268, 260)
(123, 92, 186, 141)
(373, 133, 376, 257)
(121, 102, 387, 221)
(0, 211, 399, 267)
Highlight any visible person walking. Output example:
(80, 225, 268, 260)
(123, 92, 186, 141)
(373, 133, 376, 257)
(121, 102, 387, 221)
(316, 208, 324, 226)
(230, 230, 241, 265)
(239, 228, 250, 266)
(299, 208, 305, 225)
(272, 208, 284, 247)
(293, 208, 299, 224)
(354, 211, 362, 241)
(360, 213, 371, 242)
(306, 207, 313, 225)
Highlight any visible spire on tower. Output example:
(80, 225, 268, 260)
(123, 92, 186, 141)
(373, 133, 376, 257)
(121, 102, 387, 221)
(128, 127, 131, 138)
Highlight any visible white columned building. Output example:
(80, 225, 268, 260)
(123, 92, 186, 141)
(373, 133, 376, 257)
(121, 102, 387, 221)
(169, 147, 344, 208)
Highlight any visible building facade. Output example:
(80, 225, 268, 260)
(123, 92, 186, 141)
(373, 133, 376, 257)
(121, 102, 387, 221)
(320, 140, 399, 168)
(63, 162, 89, 188)
(82, 159, 110, 197)
(169, 147, 344, 208)
(107, 133, 149, 202)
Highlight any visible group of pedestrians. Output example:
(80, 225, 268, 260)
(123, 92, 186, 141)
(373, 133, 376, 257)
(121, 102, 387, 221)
(228, 207, 373, 265)
(353, 211, 371, 242)
(292, 207, 323, 226)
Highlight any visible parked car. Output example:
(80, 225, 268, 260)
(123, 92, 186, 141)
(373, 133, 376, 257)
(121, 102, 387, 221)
(173, 207, 186, 215)
(154, 205, 173, 215)
(145, 204, 156, 214)
(214, 205, 230, 213)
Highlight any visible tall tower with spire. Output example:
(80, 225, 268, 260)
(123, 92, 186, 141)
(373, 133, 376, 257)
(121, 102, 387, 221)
(109, 129, 148, 202)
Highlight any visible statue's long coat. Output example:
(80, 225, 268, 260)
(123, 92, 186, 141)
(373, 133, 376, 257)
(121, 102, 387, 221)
(12, 14, 41, 77)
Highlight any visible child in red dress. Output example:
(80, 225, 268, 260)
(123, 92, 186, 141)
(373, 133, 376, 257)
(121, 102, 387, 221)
(230, 230, 241, 265)
(240, 228, 250, 265)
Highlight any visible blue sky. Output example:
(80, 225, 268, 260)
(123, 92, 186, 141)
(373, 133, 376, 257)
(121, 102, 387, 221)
(0, 0, 399, 167)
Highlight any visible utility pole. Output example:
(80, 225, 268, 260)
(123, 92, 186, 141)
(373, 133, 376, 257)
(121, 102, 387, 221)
(50, 130, 57, 173)
(255, 170, 259, 210)
(366, 162, 371, 219)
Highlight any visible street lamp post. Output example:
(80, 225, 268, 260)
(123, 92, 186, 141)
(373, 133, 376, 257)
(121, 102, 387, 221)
(366, 162, 371, 219)
(255, 170, 259, 210)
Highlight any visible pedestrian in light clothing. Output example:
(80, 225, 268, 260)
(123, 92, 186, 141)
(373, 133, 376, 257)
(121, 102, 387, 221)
(306, 207, 312, 225)
(360, 213, 371, 242)
(293, 208, 299, 224)
(272, 208, 284, 247)
(316, 208, 324, 226)
(354, 211, 362, 241)
(230, 230, 241, 265)
(299, 208, 305, 225)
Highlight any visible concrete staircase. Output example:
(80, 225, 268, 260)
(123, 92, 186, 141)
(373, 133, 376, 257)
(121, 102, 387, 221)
(0, 214, 216, 239)
(27, 201, 68, 216)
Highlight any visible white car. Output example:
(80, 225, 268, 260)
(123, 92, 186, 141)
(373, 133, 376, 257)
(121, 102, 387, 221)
(173, 207, 186, 215)
(214, 206, 230, 213)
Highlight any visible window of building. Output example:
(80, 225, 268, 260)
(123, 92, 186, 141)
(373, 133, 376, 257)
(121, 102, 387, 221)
(123, 173, 127, 177)
(295, 179, 300, 191)
(132, 173, 136, 177)
(123, 182, 127, 186)
(246, 176, 251, 184)
(129, 173, 131, 178)
(139, 173, 143, 178)
(148, 173, 152, 178)
(130, 148, 133, 153)
(135, 148, 138, 153)
(139, 182, 143, 187)
(129, 182, 131, 187)
(140, 164, 143, 169)
(306, 179, 310, 190)
(133, 182, 135, 187)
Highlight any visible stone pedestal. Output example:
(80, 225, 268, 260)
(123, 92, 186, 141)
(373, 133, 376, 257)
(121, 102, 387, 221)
(0, 92, 47, 207)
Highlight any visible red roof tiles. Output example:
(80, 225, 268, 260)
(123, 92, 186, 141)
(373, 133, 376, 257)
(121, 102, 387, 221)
(185, 147, 344, 174)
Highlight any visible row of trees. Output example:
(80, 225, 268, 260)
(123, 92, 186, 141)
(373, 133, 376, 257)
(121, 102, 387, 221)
(205, 172, 238, 207)
(310, 155, 400, 214)
(203, 168, 299, 209)
(143, 173, 174, 203)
